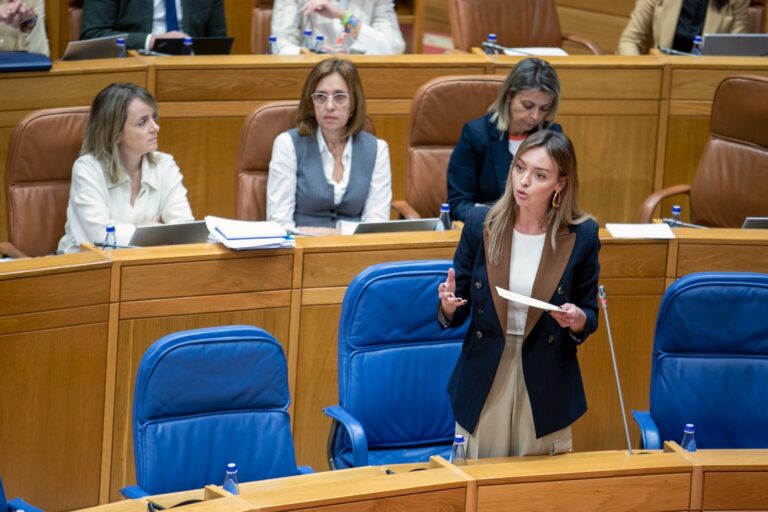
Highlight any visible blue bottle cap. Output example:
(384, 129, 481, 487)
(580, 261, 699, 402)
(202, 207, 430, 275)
(106, 225, 116, 233)
(684, 423, 695, 433)
(693, 35, 702, 44)
(672, 205, 681, 214)
(488, 33, 497, 41)
(304, 29, 312, 36)
(268, 35, 277, 43)
(116, 37, 125, 45)
(316, 34, 325, 41)
(183, 36, 193, 44)
(453, 434, 465, 443)
(226, 462, 237, 471)
(440, 203, 450, 212)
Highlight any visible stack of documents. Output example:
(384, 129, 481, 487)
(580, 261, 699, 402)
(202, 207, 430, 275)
(205, 216, 294, 250)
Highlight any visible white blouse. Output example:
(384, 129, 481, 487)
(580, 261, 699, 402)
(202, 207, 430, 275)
(57, 152, 194, 253)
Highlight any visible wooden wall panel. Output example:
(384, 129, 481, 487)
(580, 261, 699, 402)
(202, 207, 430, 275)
(702, 471, 768, 510)
(0, 323, 109, 512)
(109, 308, 291, 501)
(223, 0, 254, 55)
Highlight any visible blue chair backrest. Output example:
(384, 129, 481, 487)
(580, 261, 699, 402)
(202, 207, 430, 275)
(133, 325, 298, 495)
(338, 260, 467, 450)
(1, 477, 7, 512)
(649, 272, 768, 448)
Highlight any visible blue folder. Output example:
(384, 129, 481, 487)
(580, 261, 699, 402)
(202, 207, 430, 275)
(0, 51, 52, 72)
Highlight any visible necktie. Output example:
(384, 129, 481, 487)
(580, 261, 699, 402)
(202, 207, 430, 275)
(165, 0, 179, 32)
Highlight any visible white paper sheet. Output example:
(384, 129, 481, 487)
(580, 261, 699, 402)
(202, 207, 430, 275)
(503, 47, 568, 56)
(605, 223, 675, 239)
(495, 286, 563, 312)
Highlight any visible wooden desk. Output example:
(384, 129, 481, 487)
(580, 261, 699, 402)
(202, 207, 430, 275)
(0, 252, 112, 512)
(460, 450, 692, 512)
(3, 228, 768, 511)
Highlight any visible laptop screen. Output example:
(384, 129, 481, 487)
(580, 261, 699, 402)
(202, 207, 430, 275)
(128, 221, 211, 247)
(703, 34, 768, 56)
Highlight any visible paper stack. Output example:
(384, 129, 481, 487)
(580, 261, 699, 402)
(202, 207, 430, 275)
(205, 216, 294, 250)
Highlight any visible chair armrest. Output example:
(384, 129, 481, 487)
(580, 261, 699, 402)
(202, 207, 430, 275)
(632, 410, 661, 449)
(562, 33, 604, 55)
(391, 200, 421, 219)
(8, 497, 44, 512)
(638, 184, 692, 223)
(297, 465, 314, 475)
(120, 485, 150, 499)
(0, 242, 28, 259)
(323, 405, 369, 468)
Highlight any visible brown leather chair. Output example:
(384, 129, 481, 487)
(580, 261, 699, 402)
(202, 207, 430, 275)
(3, 107, 89, 258)
(69, 0, 83, 41)
(392, 75, 504, 219)
(748, 0, 766, 33)
(252, 0, 274, 54)
(448, 0, 603, 54)
(638, 75, 768, 227)
(235, 101, 375, 221)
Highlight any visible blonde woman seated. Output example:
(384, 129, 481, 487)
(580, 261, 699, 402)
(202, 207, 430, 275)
(267, 58, 392, 235)
(58, 83, 194, 253)
(0, 0, 49, 55)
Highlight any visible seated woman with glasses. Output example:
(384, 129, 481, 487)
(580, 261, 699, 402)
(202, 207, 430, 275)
(267, 58, 392, 235)
(58, 82, 194, 253)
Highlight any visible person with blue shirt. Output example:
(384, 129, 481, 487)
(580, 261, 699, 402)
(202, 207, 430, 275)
(438, 130, 600, 458)
(447, 58, 562, 223)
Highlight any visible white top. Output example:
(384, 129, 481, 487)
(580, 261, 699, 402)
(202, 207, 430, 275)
(271, 0, 405, 55)
(145, 0, 184, 49)
(506, 230, 546, 335)
(58, 152, 194, 253)
(267, 129, 392, 231)
(508, 138, 524, 156)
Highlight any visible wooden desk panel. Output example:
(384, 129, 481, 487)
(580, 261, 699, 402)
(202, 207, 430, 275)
(0, 253, 111, 512)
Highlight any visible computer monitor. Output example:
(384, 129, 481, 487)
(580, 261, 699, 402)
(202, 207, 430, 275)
(702, 34, 768, 56)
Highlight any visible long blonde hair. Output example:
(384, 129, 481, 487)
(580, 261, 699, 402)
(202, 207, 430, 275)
(81, 82, 158, 185)
(488, 58, 560, 133)
(485, 131, 592, 264)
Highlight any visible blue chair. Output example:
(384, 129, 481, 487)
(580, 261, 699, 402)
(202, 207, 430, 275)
(632, 272, 768, 449)
(122, 325, 310, 498)
(323, 260, 468, 469)
(1, 476, 43, 512)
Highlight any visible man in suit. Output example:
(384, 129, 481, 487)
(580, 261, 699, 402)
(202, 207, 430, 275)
(81, 0, 226, 50)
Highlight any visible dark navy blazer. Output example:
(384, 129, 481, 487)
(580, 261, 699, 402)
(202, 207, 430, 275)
(445, 207, 600, 438)
(446, 114, 562, 223)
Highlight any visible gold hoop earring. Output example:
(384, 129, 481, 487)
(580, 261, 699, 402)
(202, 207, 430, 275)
(551, 190, 562, 209)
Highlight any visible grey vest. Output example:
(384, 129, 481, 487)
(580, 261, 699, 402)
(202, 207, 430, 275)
(289, 129, 377, 228)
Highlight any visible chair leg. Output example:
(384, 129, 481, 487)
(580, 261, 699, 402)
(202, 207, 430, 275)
(326, 419, 339, 470)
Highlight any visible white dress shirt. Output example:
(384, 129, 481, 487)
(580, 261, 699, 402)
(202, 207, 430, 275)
(271, 0, 405, 55)
(57, 152, 194, 253)
(267, 129, 392, 231)
(145, 0, 184, 49)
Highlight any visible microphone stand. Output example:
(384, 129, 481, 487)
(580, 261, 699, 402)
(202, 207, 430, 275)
(598, 285, 633, 455)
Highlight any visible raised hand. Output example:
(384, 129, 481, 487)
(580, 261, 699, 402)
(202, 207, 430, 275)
(438, 267, 467, 320)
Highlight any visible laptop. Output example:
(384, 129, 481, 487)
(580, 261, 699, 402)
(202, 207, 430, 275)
(353, 218, 440, 234)
(62, 34, 129, 61)
(741, 217, 768, 229)
(128, 221, 210, 247)
(151, 37, 234, 55)
(702, 34, 768, 56)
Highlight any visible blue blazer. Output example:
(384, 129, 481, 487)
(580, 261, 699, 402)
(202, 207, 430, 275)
(445, 207, 600, 437)
(446, 114, 562, 223)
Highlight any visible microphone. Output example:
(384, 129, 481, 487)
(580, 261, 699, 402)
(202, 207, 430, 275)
(598, 285, 633, 455)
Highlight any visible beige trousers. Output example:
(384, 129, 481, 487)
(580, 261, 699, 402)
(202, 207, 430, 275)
(456, 335, 572, 458)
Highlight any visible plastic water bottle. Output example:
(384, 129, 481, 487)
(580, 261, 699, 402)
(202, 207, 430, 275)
(222, 462, 240, 494)
(266, 35, 279, 55)
(302, 29, 314, 50)
(438, 203, 452, 231)
(103, 223, 117, 250)
(484, 33, 497, 54)
(671, 204, 682, 226)
(680, 423, 697, 452)
(116, 37, 127, 58)
(449, 434, 467, 465)
(692, 35, 703, 56)
(314, 34, 325, 53)
(181, 36, 194, 56)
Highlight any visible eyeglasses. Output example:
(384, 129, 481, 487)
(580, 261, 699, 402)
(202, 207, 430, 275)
(311, 92, 350, 106)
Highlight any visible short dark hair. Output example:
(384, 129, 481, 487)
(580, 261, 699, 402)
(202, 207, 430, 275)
(296, 58, 366, 138)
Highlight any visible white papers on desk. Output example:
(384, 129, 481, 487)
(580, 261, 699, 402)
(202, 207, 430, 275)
(205, 216, 294, 250)
(605, 223, 675, 239)
(503, 47, 568, 56)
(495, 286, 563, 312)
